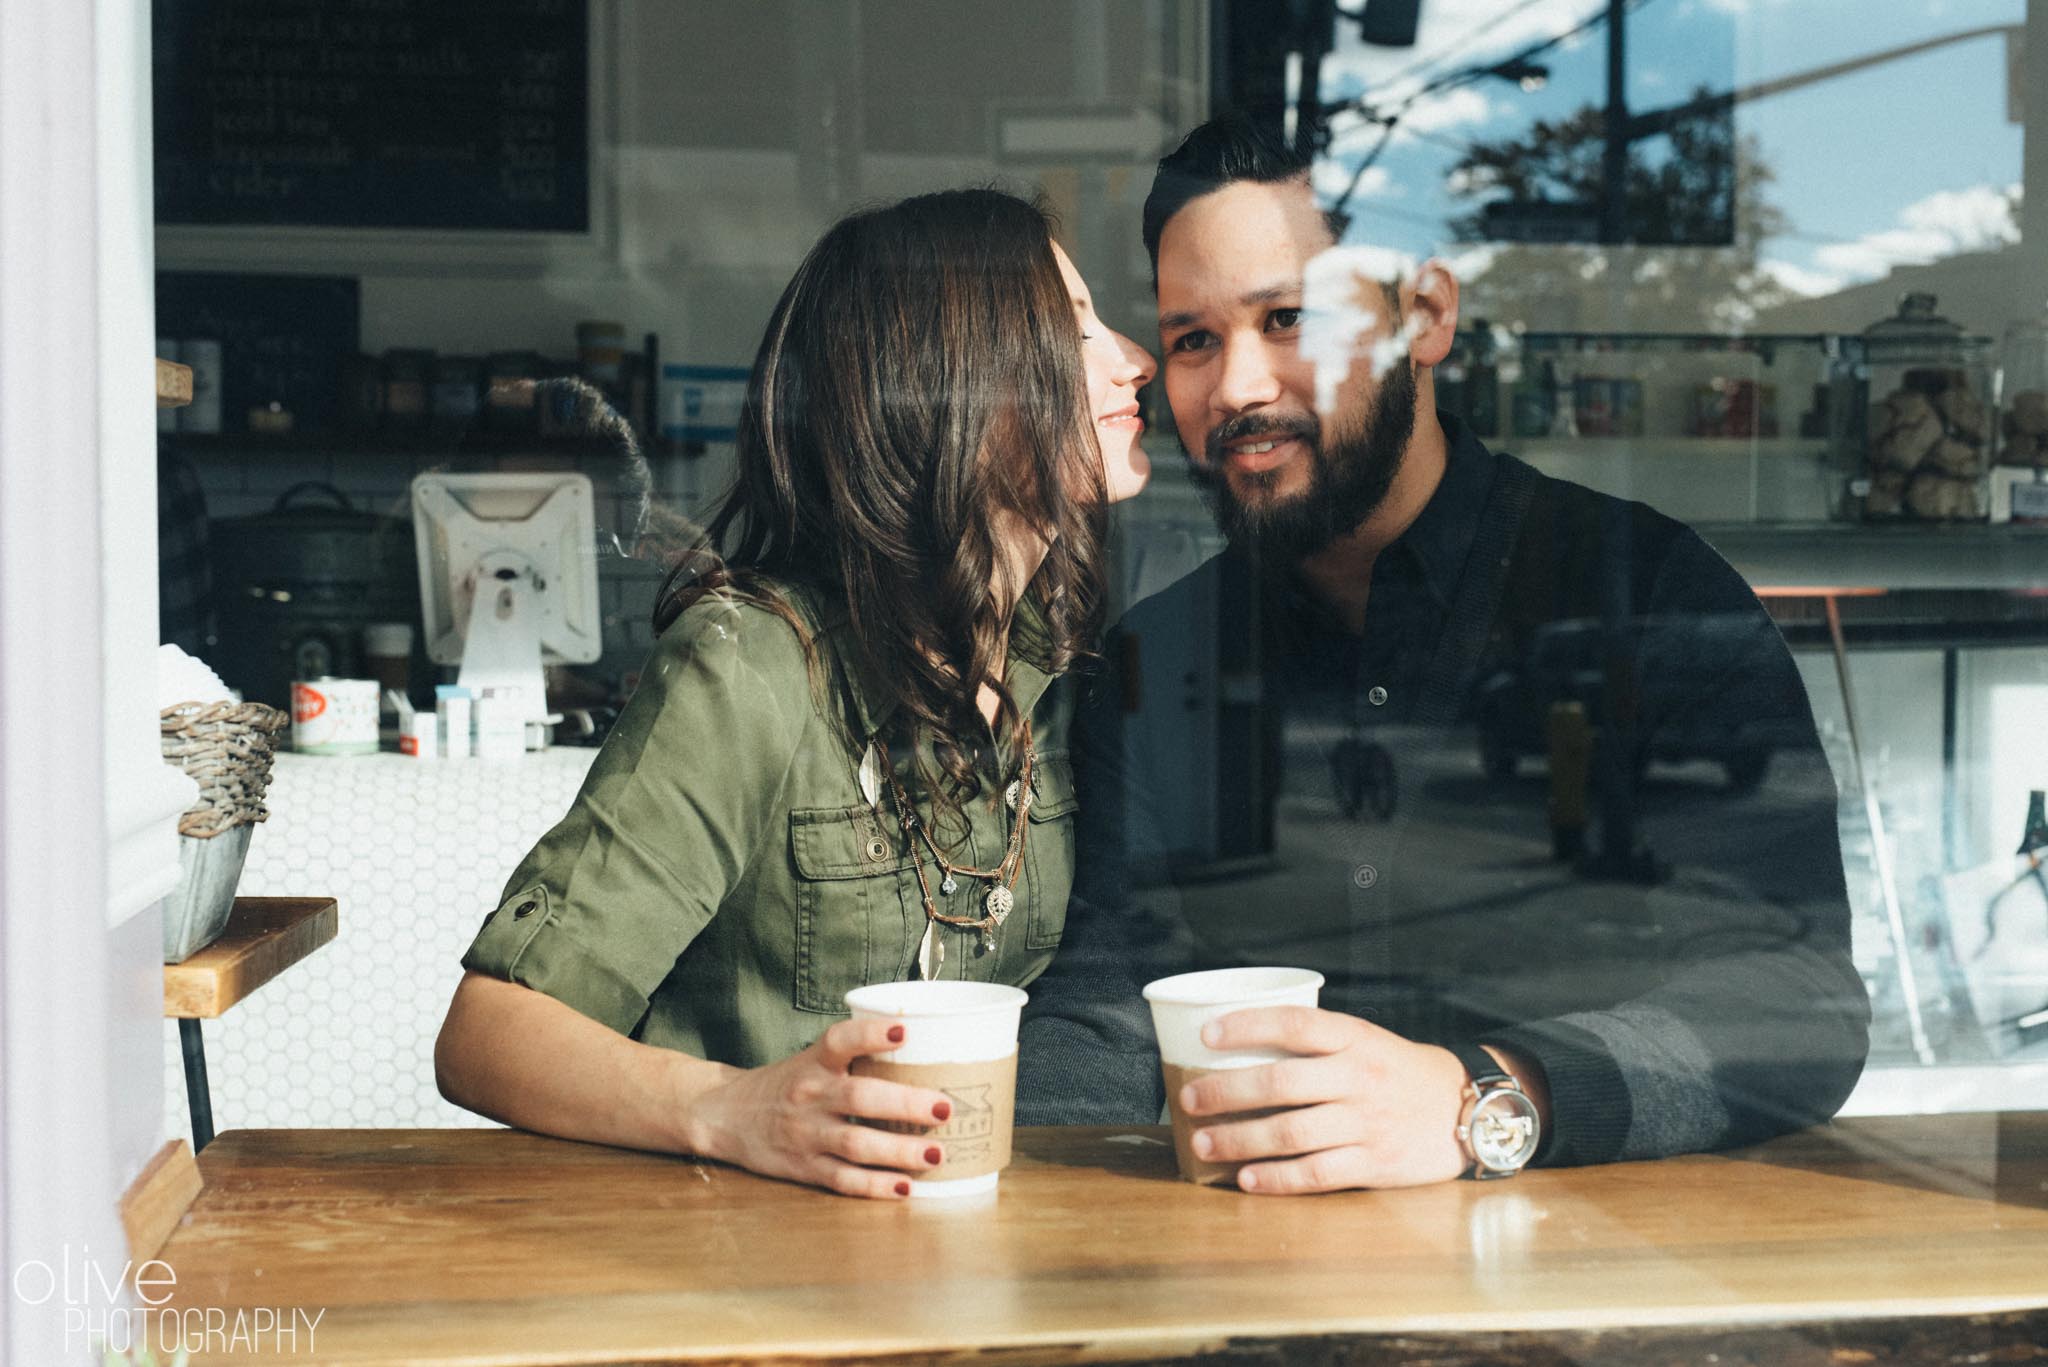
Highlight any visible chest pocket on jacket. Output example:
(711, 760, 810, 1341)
(789, 804, 916, 1014)
(1022, 751, 1080, 951)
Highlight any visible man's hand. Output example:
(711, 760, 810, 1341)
(1177, 1006, 1472, 1193)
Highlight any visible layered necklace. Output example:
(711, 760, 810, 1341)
(875, 721, 1035, 979)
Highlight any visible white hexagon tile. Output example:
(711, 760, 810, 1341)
(162, 749, 598, 1145)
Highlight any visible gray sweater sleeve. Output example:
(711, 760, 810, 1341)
(1484, 531, 1870, 1165)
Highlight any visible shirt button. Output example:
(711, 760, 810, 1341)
(1368, 685, 1389, 707)
(864, 837, 889, 861)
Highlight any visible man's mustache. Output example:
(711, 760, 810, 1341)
(1203, 411, 1321, 467)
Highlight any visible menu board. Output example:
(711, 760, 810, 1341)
(153, 0, 589, 232)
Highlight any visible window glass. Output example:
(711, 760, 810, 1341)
(149, 0, 2047, 1176)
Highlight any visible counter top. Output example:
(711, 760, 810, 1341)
(148, 1115, 2048, 1365)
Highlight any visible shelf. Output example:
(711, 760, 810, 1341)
(1515, 436, 1827, 456)
(1511, 330, 1837, 354)
(1700, 522, 2048, 592)
(166, 430, 652, 461)
(164, 896, 337, 1019)
(1514, 436, 1838, 524)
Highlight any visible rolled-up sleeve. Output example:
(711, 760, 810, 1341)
(461, 599, 808, 1036)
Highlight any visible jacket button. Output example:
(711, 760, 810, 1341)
(864, 838, 888, 861)
(512, 899, 537, 919)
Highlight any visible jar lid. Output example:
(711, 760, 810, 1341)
(1863, 292, 1988, 364)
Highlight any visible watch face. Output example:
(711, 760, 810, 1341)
(1470, 1089, 1540, 1172)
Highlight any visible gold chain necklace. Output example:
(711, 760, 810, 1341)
(876, 722, 1034, 977)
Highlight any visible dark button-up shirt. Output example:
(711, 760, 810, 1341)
(1021, 417, 1869, 1166)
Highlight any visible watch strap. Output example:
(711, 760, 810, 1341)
(1450, 1042, 1511, 1088)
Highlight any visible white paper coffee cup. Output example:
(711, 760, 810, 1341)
(1143, 967, 1324, 1184)
(844, 981, 1027, 1199)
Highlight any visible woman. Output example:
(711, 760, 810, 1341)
(435, 189, 1154, 1199)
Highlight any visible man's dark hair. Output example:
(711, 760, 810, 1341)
(1141, 111, 1350, 272)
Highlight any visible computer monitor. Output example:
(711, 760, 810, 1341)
(412, 472, 603, 737)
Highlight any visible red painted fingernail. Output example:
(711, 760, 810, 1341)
(924, 1146, 943, 1166)
(887, 1025, 905, 1044)
(894, 1180, 911, 1197)
(932, 1101, 952, 1121)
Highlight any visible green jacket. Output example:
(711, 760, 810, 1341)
(461, 579, 1079, 1068)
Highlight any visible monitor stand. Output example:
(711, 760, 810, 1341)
(457, 553, 554, 746)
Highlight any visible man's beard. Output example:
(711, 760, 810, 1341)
(1185, 361, 1417, 563)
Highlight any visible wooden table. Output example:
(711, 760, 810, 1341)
(142, 1114, 2048, 1365)
(165, 896, 337, 1150)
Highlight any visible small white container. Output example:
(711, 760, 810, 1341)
(475, 687, 527, 760)
(437, 686, 472, 759)
(401, 710, 438, 759)
(290, 677, 379, 755)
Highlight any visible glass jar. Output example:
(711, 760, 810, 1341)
(483, 350, 542, 434)
(380, 348, 435, 433)
(1859, 293, 1994, 521)
(430, 354, 482, 432)
(1998, 302, 2048, 470)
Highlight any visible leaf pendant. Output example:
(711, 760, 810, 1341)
(986, 883, 1014, 923)
(1005, 779, 1021, 810)
(917, 921, 942, 980)
(858, 743, 882, 809)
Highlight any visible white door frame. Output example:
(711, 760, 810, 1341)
(2, 1, 183, 1361)
(1, 0, 122, 1358)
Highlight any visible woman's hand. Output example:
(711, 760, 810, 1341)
(679, 1017, 957, 1199)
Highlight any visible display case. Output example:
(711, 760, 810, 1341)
(1458, 330, 1859, 525)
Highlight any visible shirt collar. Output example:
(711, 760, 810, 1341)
(1386, 410, 1498, 612)
(1243, 410, 1501, 629)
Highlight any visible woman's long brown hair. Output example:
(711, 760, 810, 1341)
(653, 188, 1107, 834)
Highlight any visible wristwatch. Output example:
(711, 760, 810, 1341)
(1449, 1043, 1541, 1180)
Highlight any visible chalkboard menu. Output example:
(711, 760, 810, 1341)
(153, 0, 589, 232)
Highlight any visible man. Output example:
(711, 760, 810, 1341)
(1017, 113, 1870, 1191)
